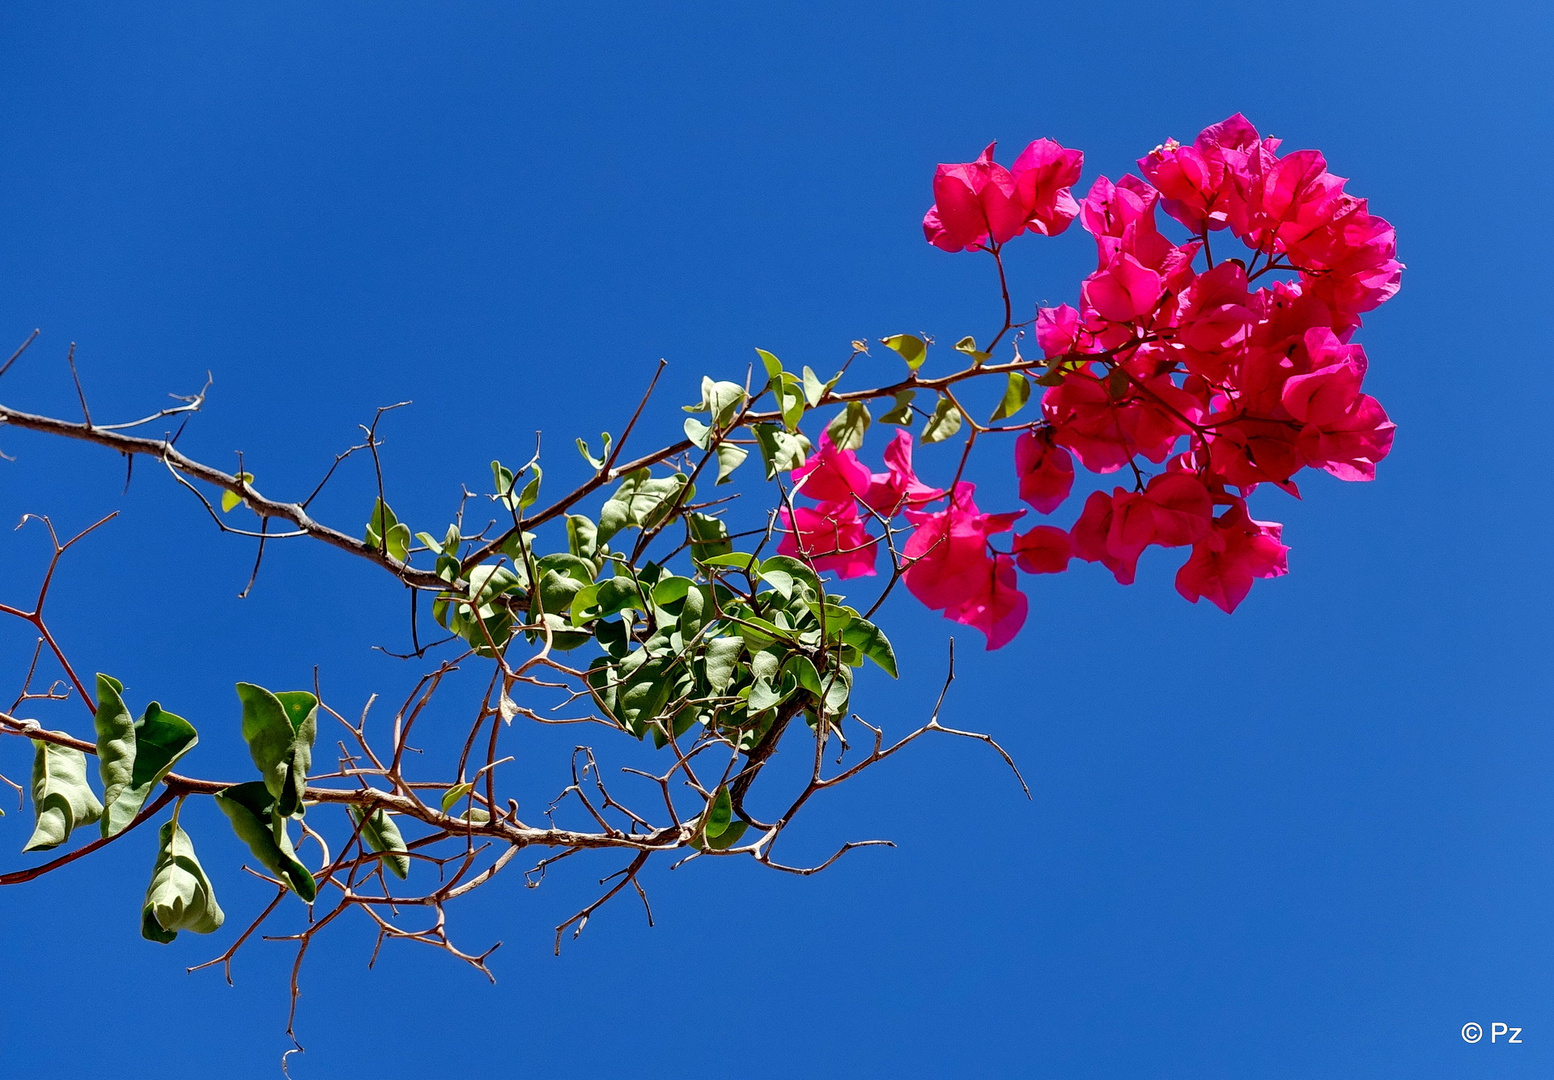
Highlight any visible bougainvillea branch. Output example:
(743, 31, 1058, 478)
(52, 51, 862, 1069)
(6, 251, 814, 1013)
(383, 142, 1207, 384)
(0, 114, 1397, 1053)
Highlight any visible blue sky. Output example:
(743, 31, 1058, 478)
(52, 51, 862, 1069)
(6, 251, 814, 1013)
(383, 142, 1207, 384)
(0, 2, 1550, 1076)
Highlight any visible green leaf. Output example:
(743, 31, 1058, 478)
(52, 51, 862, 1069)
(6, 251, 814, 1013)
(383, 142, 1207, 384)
(881, 334, 928, 371)
(954, 336, 991, 364)
(566, 514, 598, 560)
(705, 818, 748, 851)
(824, 402, 871, 452)
(699, 786, 752, 851)
(23, 737, 103, 852)
(820, 662, 853, 721)
(773, 371, 806, 431)
(683, 416, 712, 450)
(221, 473, 254, 513)
(703, 786, 735, 840)
(576, 433, 611, 471)
(235, 683, 317, 819)
(801, 366, 828, 408)
(571, 575, 647, 622)
(385, 522, 411, 563)
(97, 677, 198, 838)
(597, 470, 691, 543)
(782, 654, 824, 698)
(759, 555, 823, 599)
(699, 551, 759, 572)
(878, 390, 916, 426)
(841, 618, 898, 677)
(93, 674, 135, 833)
(920, 396, 964, 444)
(440, 782, 475, 813)
(751, 424, 812, 479)
(714, 443, 748, 484)
(491, 460, 516, 504)
(365, 498, 398, 550)
(991, 371, 1032, 422)
(754, 348, 784, 381)
(349, 806, 410, 880)
(693, 376, 748, 427)
(703, 637, 744, 694)
(214, 782, 317, 901)
(141, 820, 224, 943)
(1107, 365, 1131, 399)
(517, 467, 542, 513)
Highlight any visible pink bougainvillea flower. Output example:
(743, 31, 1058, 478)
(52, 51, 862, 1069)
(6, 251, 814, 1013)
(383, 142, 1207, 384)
(1120, 365, 1205, 463)
(1202, 416, 1305, 492)
(942, 553, 1028, 650)
(1069, 489, 1142, 585)
(1082, 252, 1163, 324)
(1012, 525, 1073, 575)
(1281, 351, 1366, 427)
(1295, 394, 1395, 481)
(1014, 430, 1075, 513)
(1035, 303, 1096, 358)
(790, 432, 873, 504)
(1171, 260, 1257, 381)
(1137, 114, 1261, 233)
(902, 482, 1023, 611)
(864, 429, 944, 516)
(777, 501, 878, 578)
(1175, 501, 1289, 613)
(1069, 474, 1213, 585)
(1289, 205, 1403, 324)
(1140, 472, 1215, 547)
(1079, 174, 1179, 272)
(922, 143, 1027, 253)
(1041, 370, 1135, 474)
(1010, 138, 1084, 237)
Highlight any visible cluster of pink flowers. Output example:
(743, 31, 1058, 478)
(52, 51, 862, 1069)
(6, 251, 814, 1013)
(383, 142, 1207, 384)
(779, 115, 1399, 649)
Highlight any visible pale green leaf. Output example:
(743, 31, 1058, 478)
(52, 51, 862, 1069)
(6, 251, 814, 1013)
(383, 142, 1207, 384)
(141, 821, 224, 943)
(881, 334, 927, 371)
(991, 371, 1032, 421)
(921, 396, 964, 444)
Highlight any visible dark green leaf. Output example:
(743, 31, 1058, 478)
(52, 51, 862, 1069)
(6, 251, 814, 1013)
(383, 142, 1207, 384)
(235, 683, 317, 819)
(99, 687, 198, 839)
(841, 618, 898, 677)
(214, 782, 317, 901)
(597, 470, 690, 543)
(703, 786, 735, 840)
(349, 806, 409, 879)
(688, 513, 734, 565)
